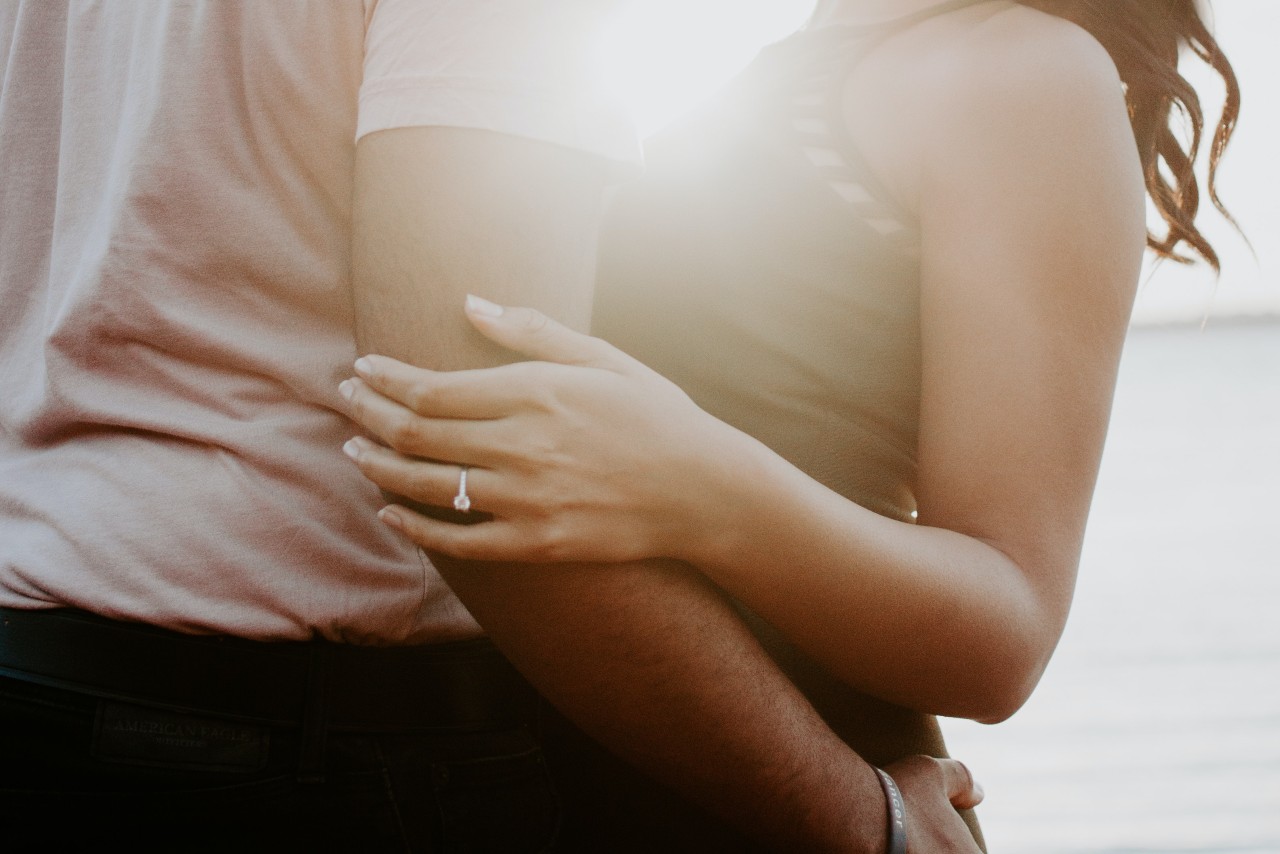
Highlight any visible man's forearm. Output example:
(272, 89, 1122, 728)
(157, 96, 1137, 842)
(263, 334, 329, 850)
(434, 554, 887, 849)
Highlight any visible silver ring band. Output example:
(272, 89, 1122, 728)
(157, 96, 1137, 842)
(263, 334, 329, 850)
(453, 465, 472, 513)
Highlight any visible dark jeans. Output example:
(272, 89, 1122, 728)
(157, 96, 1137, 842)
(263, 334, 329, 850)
(0, 673, 561, 853)
(0, 610, 759, 853)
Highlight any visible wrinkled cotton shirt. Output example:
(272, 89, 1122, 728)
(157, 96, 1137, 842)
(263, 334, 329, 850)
(0, 0, 638, 643)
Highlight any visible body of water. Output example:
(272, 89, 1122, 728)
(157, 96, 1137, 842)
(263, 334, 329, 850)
(941, 320, 1280, 853)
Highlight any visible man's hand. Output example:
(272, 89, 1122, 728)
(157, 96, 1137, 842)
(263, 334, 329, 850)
(887, 756, 986, 853)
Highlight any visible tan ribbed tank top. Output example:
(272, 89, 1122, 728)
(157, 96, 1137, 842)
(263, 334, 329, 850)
(593, 2, 988, 846)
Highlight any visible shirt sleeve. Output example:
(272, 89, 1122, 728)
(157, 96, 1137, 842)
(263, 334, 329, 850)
(358, 0, 641, 174)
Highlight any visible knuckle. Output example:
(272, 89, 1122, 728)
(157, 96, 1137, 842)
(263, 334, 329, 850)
(386, 412, 423, 452)
(919, 755, 945, 779)
(528, 436, 562, 461)
(405, 379, 434, 413)
(424, 526, 466, 558)
(445, 538, 480, 561)
(355, 452, 384, 483)
(582, 334, 613, 359)
(520, 309, 552, 335)
(533, 385, 567, 417)
(529, 524, 567, 563)
(346, 390, 368, 423)
(886, 753, 932, 779)
(404, 472, 434, 502)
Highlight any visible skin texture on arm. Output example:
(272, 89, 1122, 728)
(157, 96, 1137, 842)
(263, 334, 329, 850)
(342, 6, 1147, 725)
(734, 5, 1150, 719)
(348, 126, 984, 851)
(715, 9, 1145, 721)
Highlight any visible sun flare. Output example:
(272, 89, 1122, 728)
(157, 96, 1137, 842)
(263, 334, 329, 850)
(595, 1, 815, 137)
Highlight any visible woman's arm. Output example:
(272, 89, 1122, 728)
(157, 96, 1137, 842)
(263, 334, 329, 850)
(349, 124, 985, 850)
(343, 16, 1146, 723)
(690, 15, 1149, 720)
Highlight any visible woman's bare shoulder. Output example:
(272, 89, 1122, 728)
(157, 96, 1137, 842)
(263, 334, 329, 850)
(929, 3, 1122, 113)
(849, 2, 1129, 209)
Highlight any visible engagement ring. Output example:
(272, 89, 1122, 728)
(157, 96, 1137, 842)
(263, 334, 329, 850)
(453, 465, 471, 513)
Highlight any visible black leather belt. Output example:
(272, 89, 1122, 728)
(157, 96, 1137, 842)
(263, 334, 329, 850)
(0, 607, 536, 732)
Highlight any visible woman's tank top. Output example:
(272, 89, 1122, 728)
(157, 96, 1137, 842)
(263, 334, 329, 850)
(592, 3, 988, 845)
(594, 17, 937, 523)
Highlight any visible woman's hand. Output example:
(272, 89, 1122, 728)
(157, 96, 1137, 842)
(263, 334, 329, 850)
(339, 295, 742, 564)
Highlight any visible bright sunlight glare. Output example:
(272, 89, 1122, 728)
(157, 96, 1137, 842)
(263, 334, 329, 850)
(596, 1, 816, 137)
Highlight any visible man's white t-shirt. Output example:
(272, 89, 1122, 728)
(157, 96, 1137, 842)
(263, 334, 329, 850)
(0, 1, 638, 642)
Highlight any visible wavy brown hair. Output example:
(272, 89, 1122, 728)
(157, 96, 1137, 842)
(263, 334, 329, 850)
(1021, 0, 1241, 270)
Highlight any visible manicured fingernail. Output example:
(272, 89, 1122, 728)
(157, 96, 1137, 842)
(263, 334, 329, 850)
(339, 379, 356, 401)
(353, 356, 374, 377)
(378, 507, 404, 530)
(342, 438, 362, 461)
(465, 294, 504, 317)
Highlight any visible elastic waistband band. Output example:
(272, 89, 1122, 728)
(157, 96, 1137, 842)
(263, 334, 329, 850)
(0, 607, 534, 732)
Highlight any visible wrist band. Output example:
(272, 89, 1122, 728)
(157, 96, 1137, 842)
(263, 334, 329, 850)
(874, 768, 908, 854)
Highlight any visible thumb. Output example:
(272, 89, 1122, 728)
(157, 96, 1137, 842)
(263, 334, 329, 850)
(936, 759, 984, 810)
(464, 294, 619, 368)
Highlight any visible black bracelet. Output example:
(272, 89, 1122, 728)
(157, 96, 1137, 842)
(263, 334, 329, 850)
(874, 767, 908, 854)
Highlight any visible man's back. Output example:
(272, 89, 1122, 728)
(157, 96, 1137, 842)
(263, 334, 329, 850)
(0, 4, 657, 849)
(0, 1, 623, 642)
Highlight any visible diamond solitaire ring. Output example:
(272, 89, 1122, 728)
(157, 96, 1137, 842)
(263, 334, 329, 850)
(453, 465, 471, 513)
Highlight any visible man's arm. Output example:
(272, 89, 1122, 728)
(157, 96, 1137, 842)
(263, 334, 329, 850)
(350, 126, 901, 850)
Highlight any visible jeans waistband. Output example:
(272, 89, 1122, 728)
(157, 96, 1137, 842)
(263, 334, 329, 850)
(0, 607, 535, 732)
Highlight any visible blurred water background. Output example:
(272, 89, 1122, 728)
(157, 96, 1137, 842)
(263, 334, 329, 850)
(943, 319, 1280, 853)
(603, 2, 1280, 850)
